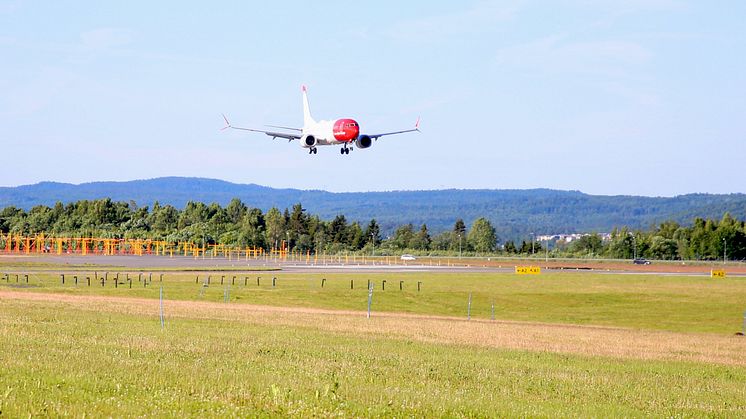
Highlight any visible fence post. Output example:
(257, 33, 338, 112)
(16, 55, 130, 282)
(367, 282, 374, 319)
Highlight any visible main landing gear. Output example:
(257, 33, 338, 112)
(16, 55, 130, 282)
(340, 146, 352, 155)
(308, 147, 317, 154)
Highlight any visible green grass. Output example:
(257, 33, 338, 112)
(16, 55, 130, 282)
(2, 271, 746, 334)
(1, 299, 745, 417)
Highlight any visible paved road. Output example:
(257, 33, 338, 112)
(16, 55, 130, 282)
(1, 254, 743, 276)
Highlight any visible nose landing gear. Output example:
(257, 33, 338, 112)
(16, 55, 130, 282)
(309, 147, 317, 154)
(340, 146, 352, 155)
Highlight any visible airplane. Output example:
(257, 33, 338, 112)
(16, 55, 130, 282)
(221, 85, 420, 155)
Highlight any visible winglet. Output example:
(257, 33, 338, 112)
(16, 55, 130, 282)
(415, 116, 421, 131)
(220, 114, 232, 131)
(301, 84, 307, 93)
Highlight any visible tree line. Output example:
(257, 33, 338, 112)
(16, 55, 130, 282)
(0, 198, 744, 260)
(562, 214, 746, 261)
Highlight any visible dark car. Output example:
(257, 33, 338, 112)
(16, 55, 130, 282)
(633, 258, 651, 265)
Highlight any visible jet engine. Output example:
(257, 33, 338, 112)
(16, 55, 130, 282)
(355, 135, 372, 149)
(301, 134, 317, 148)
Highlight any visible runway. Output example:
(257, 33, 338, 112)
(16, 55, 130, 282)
(1, 254, 744, 276)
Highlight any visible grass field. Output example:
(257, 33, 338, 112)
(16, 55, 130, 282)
(3, 270, 746, 334)
(2, 265, 746, 416)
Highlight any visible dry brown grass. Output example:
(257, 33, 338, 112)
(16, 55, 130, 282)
(3, 290, 745, 366)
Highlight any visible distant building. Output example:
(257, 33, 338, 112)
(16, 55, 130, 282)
(536, 233, 610, 243)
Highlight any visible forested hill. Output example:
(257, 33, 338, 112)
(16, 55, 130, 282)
(1, 177, 745, 240)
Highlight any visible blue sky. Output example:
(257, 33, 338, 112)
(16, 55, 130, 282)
(1, 1, 744, 196)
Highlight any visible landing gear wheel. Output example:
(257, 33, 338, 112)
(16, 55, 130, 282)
(313, 148, 317, 154)
(340, 148, 345, 155)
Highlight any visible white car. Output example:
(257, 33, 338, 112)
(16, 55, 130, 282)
(400, 254, 416, 261)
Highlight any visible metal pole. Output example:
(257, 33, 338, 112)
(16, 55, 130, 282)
(367, 282, 373, 319)
(724, 238, 727, 265)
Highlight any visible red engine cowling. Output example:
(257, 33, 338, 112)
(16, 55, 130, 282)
(355, 135, 372, 149)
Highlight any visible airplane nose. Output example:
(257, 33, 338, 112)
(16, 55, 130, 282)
(349, 122, 360, 139)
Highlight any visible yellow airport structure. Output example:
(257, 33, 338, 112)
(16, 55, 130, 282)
(711, 269, 726, 278)
(515, 265, 541, 275)
(0, 232, 268, 259)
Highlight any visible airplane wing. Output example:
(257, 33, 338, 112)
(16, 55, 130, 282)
(368, 117, 420, 140)
(221, 114, 302, 141)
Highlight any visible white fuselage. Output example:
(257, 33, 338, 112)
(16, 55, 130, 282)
(303, 119, 338, 145)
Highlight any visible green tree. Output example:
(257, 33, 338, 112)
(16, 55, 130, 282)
(648, 236, 678, 260)
(225, 198, 248, 224)
(451, 219, 467, 252)
(503, 240, 517, 254)
(392, 224, 415, 250)
(410, 224, 431, 251)
(363, 219, 381, 246)
(467, 218, 496, 253)
(570, 234, 604, 256)
(264, 207, 285, 250)
(329, 215, 349, 245)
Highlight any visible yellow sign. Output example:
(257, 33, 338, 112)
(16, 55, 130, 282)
(711, 269, 726, 278)
(515, 266, 541, 275)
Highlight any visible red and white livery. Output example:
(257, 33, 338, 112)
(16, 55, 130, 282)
(222, 85, 420, 155)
